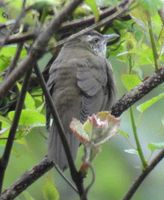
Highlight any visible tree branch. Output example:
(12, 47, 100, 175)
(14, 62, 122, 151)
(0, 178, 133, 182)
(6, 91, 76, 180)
(0, 32, 36, 45)
(5, 43, 24, 78)
(57, 0, 132, 33)
(55, 0, 134, 49)
(0, 20, 15, 30)
(0, 68, 32, 194)
(0, 1, 133, 46)
(0, 0, 83, 99)
(1, 67, 163, 200)
(34, 65, 86, 199)
(122, 149, 164, 200)
(0, 157, 54, 200)
(111, 67, 164, 117)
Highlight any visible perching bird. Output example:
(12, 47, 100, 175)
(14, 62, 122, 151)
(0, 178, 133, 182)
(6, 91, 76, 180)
(46, 31, 117, 170)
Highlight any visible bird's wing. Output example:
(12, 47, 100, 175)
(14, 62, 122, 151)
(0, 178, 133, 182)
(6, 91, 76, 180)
(76, 58, 108, 122)
(46, 60, 78, 128)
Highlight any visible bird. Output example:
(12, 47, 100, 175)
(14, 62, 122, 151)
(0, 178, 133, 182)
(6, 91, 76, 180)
(46, 30, 118, 170)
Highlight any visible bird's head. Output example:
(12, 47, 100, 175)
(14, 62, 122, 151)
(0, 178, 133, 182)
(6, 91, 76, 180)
(76, 31, 119, 57)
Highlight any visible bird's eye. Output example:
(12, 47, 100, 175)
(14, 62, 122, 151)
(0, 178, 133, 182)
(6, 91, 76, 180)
(94, 38, 99, 43)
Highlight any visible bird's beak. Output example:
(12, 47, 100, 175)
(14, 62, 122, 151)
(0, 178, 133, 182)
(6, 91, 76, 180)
(103, 33, 119, 42)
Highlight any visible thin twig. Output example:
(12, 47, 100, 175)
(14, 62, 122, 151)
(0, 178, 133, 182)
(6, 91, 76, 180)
(0, 1, 132, 46)
(5, 43, 24, 78)
(122, 149, 164, 200)
(148, 17, 159, 70)
(57, 0, 132, 33)
(33, 65, 76, 173)
(1, 66, 163, 200)
(0, 68, 32, 194)
(54, 163, 78, 193)
(54, 0, 134, 49)
(34, 65, 86, 199)
(129, 107, 147, 168)
(85, 164, 95, 196)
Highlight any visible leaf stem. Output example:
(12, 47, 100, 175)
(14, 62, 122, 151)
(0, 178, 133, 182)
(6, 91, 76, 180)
(129, 107, 147, 169)
(128, 54, 133, 74)
(148, 16, 159, 71)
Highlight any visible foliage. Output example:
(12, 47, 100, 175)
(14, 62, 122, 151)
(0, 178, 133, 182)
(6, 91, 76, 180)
(70, 112, 120, 172)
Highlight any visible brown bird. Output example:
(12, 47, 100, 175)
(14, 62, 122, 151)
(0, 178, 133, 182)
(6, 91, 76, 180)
(46, 31, 117, 170)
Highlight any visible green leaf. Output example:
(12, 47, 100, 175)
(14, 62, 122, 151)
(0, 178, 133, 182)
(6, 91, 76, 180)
(3, 0, 24, 19)
(138, 0, 162, 15)
(37, 103, 44, 112)
(16, 137, 27, 145)
(148, 142, 164, 152)
(23, 191, 35, 200)
(8, 109, 45, 127)
(0, 45, 26, 58)
(43, 179, 59, 200)
(25, 92, 36, 109)
(85, 0, 99, 21)
(137, 93, 164, 113)
(137, 43, 154, 65)
(30, 0, 55, 11)
(0, 8, 7, 23)
(0, 128, 9, 136)
(0, 115, 11, 126)
(31, 88, 42, 96)
(0, 115, 10, 143)
(0, 55, 10, 72)
(119, 129, 129, 138)
(121, 74, 141, 91)
(0, 45, 27, 72)
(7, 108, 45, 139)
(17, 83, 35, 109)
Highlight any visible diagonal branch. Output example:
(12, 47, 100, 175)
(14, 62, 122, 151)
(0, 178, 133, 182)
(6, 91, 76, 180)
(0, 68, 32, 194)
(0, 1, 133, 46)
(111, 67, 164, 117)
(55, 0, 134, 49)
(34, 65, 86, 199)
(57, 0, 132, 33)
(5, 43, 24, 78)
(0, 32, 36, 45)
(34, 66, 76, 172)
(1, 67, 163, 200)
(0, 157, 53, 200)
(122, 149, 164, 200)
(0, 0, 83, 99)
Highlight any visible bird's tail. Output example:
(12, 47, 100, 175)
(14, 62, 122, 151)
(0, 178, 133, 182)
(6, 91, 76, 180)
(48, 123, 79, 170)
